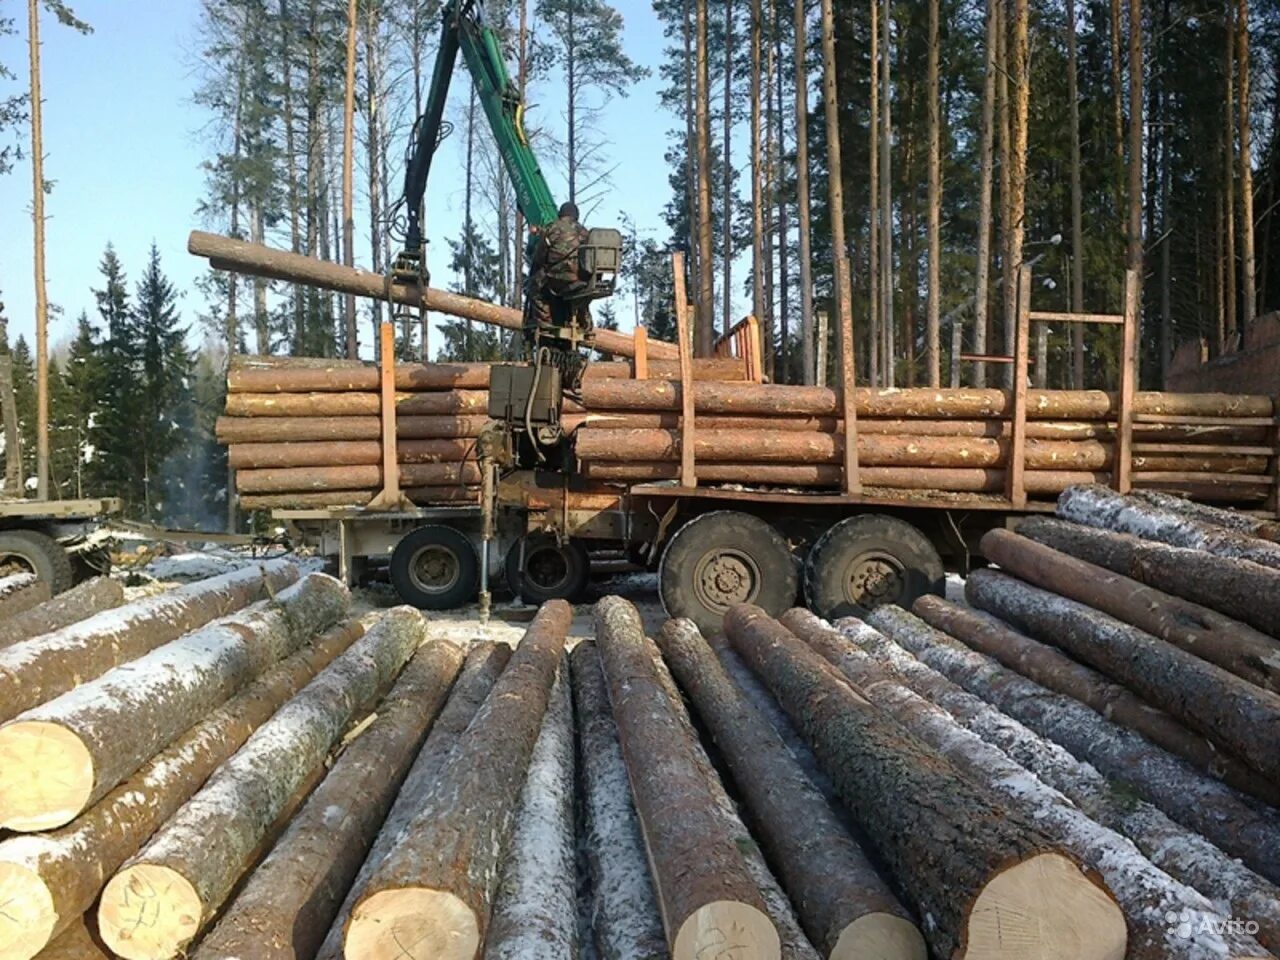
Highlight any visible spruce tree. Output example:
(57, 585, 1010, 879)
(10, 336, 35, 488)
(89, 244, 139, 507)
(60, 312, 100, 498)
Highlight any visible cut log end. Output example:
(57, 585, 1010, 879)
(0, 860, 55, 960)
(98, 863, 203, 960)
(964, 853, 1125, 960)
(831, 912, 928, 960)
(344, 887, 479, 960)
(0, 721, 92, 832)
(672, 900, 781, 960)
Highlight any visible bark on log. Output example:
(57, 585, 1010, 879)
(1058, 484, 1280, 569)
(0, 574, 49, 620)
(234, 462, 482, 493)
(0, 619, 365, 960)
(33, 920, 112, 960)
(343, 601, 571, 960)
(238, 487, 481, 511)
(315, 641, 512, 960)
(191, 632, 463, 960)
(912, 596, 1280, 806)
(224, 390, 490, 418)
(216, 415, 490, 444)
(863, 605, 1280, 887)
(0, 578, 124, 649)
(0, 573, 348, 832)
(1130, 488, 1280, 540)
(0, 559, 300, 725)
(783, 612, 1270, 960)
(482, 664, 577, 960)
(815, 608, 1280, 956)
(228, 439, 476, 470)
(98, 607, 425, 960)
(656, 618, 923, 959)
(189, 231, 677, 360)
(593, 597, 781, 960)
(568, 642, 667, 960)
(1017, 516, 1280, 639)
(981, 529, 1280, 691)
(723, 604, 1125, 960)
(966, 568, 1280, 781)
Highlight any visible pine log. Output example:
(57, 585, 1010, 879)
(0, 559, 300, 725)
(0, 573, 348, 832)
(981, 529, 1280, 691)
(966, 568, 1280, 781)
(188, 230, 677, 360)
(815, 609, 1280, 956)
(0, 578, 124, 649)
(1130, 488, 1280, 540)
(912, 596, 1280, 806)
(98, 607, 425, 960)
(783, 612, 1270, 959)
(191, 632, 463, 960)
(238, 486, 481, 511)
(864, 605, 1280, 887)
(1058, 484, 1280, 568)
(482, 664, 577, 960)
(657, 618, 923, 960)
(568, 642, 668, 960)
(593, 597, 781, 960)
(0, 619, 365, 960)
(33, 920, 112, 960)
(224, 389, 490, 418)
(314, 641, 512, 960)
(0, 573, 49, 619)
(343, 601, 572, 960)
(234, 462, 482, 493)
(227, 439, 476, 470)
(1017, 516, 1280, 638)
(723, 604, 1125, 960)
(215, 415, 491, 444)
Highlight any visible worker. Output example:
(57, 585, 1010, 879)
(527, 201, 592, 339)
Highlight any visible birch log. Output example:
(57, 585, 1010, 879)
(98, 607, 425, 960)
(0, 559, 300, 724)
(0, 578, 124, 650)
(0, 619, 366, 960)
(343, 601, 571, 960)
(0, 573, 347, 832)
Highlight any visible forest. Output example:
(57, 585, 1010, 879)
(2, 0, 1280, 526)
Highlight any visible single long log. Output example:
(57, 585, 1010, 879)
(657, 618, 923, 960)
(0, 560, 300, 725)
(0, 578, 124, 649)
(482, 664, 576, 960)
(190, 632, 463, 960)
(1017, 516, 1280, 638)
(783, 611, 1270, 960)
(1130, 488, 1280, 539)
(0, 573, 348, 832)
(234, 462, 482, 493)
(215, 415, 490, 444)
(0, 573, 49, 620)
(912, 596, 1280, 806)
(343, 601, 571, 960)
(0, 619, 366, 960)
(594, 597, 781, 960)
(190, 231, 676, 360)
(238, 486, 480, 511)
(224, 390, 490, 418)
(967, 568, 1280, 781)
(568, 642, 667, 960)
(228, 439, 476, 470)
(863, 605, 1280, 887)
(314, 641, 512, 960)
(817, 608, 1280, 956)
(724, 604, 1125, 960)
(982, 529, 1280, 691)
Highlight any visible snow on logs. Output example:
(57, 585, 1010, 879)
(723, 603, 1127, 960)
(0, 572, 50, 620)
(0, 577, 124, 650)
(0, 618, 367, 960)
(0, 571, 346, 832)
(0, 559, 300, 724)
(190, 629, 465, 960)
(655, 617, 925, 960)
(342, 600, 572, 960)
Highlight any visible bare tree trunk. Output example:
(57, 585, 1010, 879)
(1110, 0, 1125, 187)
(1010, 0, 1030, 387)
(750, 0, 765, 322)
(904, 92, 919, 387)
(775, 18, 790, 378)
(251, 205, 270, 354)
(1127, 0, 1144, 283)
(795, 0, 815, 385)
(280, 0, 304, 355)
(869, 0, 881, 386)
(364, 2, 385, 356)
(998, 0, 1015, 388)
(1238, 0, 1256, 329)
(879, 0, 893, 388)
(763, 29, 777, 377)
(696, 0, 716, 357)
(27, 0, 48, 499)
(722, 0, 734, 339)
(1067, 0, 1085, 388)
(973, 0, 996, 388)
(1157, 0, 1172, 385)
(820, 0, 855, 410)
(925, 0, 941, 387)
(567, 0, 578, 201)
(342, 0, 358, 358)
(684, 0, 700, 328)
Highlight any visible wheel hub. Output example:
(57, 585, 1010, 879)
(694, 549, 760, 611)
(526, 547, 569, 590)
(411, 545, 460, 594)
(846, 551, 906, 607)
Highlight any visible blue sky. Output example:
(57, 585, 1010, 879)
(0, 0, 689, 357)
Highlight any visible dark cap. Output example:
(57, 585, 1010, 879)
(558, 201, 580, 220)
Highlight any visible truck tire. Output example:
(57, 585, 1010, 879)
(389, 524, 479, 610)
(506, 534, 590, 603)
(0, 529, 74, 595)
(659, 511, 798, 637)
(805, 514, 944, 619)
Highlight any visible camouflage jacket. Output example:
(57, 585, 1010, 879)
(535, 216, 589, 286)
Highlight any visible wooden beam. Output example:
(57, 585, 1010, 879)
(1028, 311, 1124, 325)
(672, 253, 697, 488)
(1006, 267, 1032, 507)
(1115, 268, 1140, 493)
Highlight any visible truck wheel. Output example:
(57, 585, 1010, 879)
(390, 525, 479, 610)
(659, 511, 797, 637)
(805, 514, 944, 619)
(506, 535, 590, 604)
(0, 529, 74, 595)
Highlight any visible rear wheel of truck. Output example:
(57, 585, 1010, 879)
(804, 514, 944, 619)
(659, 511, 798, 637)
(390, 524, 480, 610)
(0, 529, 73, 595)
(506, 534, 590, 604)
